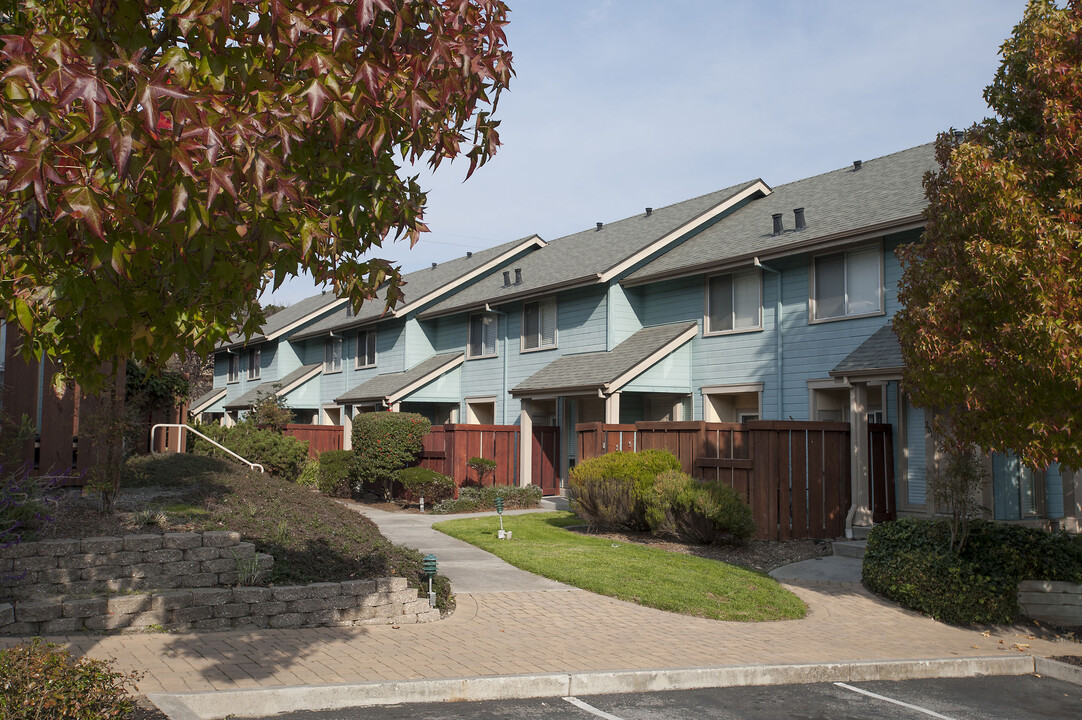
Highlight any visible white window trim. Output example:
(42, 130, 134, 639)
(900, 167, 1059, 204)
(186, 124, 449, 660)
(808, 241, 885, 324)
(520, 297, 558, 353)
(247, 347, 261, 381)
(467, 312, 499, 359)
(354, 328, 377, 370)
(703, 269, 763, 336)
(323, 336, 343, 374)
(227, 354, 240, 384)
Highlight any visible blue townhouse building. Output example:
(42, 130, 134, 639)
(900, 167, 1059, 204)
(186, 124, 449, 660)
(192, 143, 1080, 536)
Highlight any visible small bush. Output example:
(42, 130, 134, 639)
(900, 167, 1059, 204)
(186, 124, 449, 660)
(568, 450, 682, 530)
(189, 422, 309, 480)
(351, 412, 431, 497)
(432, 485, 543, 514)
(394, 467, 455, 505)
(0, 639, 140, 720)
(635, 469, 755, 545)
(317, 450, 353, 497)
(466, 456, 497, 486)
(862, 518, 1082, 625)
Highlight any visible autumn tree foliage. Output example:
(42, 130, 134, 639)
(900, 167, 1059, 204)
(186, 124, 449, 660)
(0, 0, 512, 388)
(895, 0, 1082, 468)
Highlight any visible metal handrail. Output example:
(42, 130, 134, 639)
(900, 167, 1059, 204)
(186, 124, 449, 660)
(149, 424, 265, 473)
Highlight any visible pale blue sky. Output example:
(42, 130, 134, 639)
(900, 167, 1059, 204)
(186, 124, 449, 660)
(264, 0, 1028, 305)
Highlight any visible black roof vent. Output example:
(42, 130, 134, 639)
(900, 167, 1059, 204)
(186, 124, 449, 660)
(772, 213, 783, 237)
(502, 271, 511, 287)
(853, 160, 862, 171)
(466, 251, 473, 258)
(794, 207, 806, 231)
(645, 207, 652, 217)
(596, 222, 603, 231)
(431, 262, 437, 268)
(514, 268, 522, 285)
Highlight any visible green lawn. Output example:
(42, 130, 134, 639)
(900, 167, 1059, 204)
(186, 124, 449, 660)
(433, 512, 805, 622)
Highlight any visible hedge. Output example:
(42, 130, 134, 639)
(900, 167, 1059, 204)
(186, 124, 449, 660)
(189, 422, 308, 480)
(432, 485, 543, 514)
(350, 412, 430, 496)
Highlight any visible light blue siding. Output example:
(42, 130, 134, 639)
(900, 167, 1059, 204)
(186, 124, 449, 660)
(277, 340, 302, 378)
(404, 318, 436, 368)
(325, 321, 406, 406)
(608, 282, 643, 350)
(623, 343, 691, 393)
(405, 366, 462, 403)
(282, 374, 320, 410)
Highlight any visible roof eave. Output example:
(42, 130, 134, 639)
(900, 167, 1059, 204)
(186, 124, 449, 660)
(418, 273, 603, 320)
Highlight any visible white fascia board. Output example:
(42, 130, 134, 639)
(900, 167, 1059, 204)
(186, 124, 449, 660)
(190, 387, 227, 415)
(598, 181, 773, 283)
(275, 365, 322, 397)
(265, 298, 349, 341)
(607, 324, 699, 393)
(393, 235, 546, 317)
(387, 354, 465, 405)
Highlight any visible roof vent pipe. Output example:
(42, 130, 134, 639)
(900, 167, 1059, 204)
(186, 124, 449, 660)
(794, 207, 806, 231)
(772, 213, 783, 237)
(502, 271, 511, 287)
(645, 207, 652, 217)
(431, 262, 437, 268)
(596, 222, 603, 231)
(514, 268, 522, 285)
(467, 251, 473, 258)
(853, 160, 862, 171)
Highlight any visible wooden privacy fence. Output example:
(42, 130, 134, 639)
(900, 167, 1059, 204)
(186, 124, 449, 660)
(283, 424, 344, 459)
(576, 420, 895, 541)
(417, 424, 560, 491)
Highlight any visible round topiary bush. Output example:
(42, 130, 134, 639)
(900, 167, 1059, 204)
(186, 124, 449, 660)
(350, 412, 431, 498)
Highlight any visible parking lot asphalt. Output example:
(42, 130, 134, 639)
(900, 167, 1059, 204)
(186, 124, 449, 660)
(263, 675, 1082, 720)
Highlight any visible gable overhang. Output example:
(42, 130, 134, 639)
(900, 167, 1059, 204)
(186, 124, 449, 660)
(386, 354, 465, 406)
(621, 215, 925, 288)
(190, 387, 227, 415)
(277, 365, 323, 397)
(598, 180, 773, 283)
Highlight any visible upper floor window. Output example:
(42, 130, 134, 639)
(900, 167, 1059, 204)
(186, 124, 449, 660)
(247, 347, 261, 380)
(355, 329, 376, 369)
(522, 298, 557, 351)
(812, 245, 882, 321)
(468, 312, 498, 358)
(324, 337, 343, 373)
(706, 269, 761, 334)
(227, 354, 240, 383)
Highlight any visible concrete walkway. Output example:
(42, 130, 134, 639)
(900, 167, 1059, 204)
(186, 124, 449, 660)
(2, 504, 1074, 719)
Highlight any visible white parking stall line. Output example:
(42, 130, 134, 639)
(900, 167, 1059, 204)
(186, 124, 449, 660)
(834, 682, 957, 719)
(562, 696, 628, 720)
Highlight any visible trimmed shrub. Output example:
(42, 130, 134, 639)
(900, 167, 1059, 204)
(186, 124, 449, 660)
(862, 518, 1082, 625)
(394, 467, 455, 505)
(638, 470, 756, 545)
(317, 450, 353, 497)
(0, 639, 140, 720)
(351, 412, 431, 497)
(189, 422, 308, 480)
(466, 456, 497, 486)
(568, 450, 682, 530)
(432, 485, 543, 514)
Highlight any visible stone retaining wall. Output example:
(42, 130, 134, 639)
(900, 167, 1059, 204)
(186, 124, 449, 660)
(1, 531, 271, 600)
(0, 577, 438, 635)
(0, 532, 440, 634)
(1018, 580, 1082, 628)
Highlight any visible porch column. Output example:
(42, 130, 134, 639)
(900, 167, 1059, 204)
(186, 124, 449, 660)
(519, 400, 532, 488)
(341, 406, 353, 451)
(604, 392, 621, 424)
(849, 381, 872, 530)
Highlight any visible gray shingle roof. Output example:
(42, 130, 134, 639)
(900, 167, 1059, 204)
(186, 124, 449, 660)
(223, 292, 341, 348)
(336, 352, 464, 404)
(830, 322, 903, 377)
(223, 363, 322, 410)
(419, 180, 765, 318)
(190, 387, 226, 414)
(292, 235, 543, 340)
(511, 322, 697, 396)
(624, 144, 935, 284)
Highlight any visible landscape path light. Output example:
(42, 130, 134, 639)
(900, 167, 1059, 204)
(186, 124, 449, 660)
(423, 554, 438, 608)
(495, 495, 506, 539)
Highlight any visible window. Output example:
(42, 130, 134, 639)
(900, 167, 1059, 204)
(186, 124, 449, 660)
(227, 354, 240, 383)
(812, 245, 882, 321)
(355, 329, 376, 369)
(468, 312, 498, 358)
(324, 337, 343, 373)
(522, 298, 557, 351)
(706, 270, 761, 334)
(247, 347, 261, 380)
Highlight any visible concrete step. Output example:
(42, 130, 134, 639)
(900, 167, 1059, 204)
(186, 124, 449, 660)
(851, 526, 873, 540)
(832, 539, 867, 559)
(540, 495, 570, 512)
